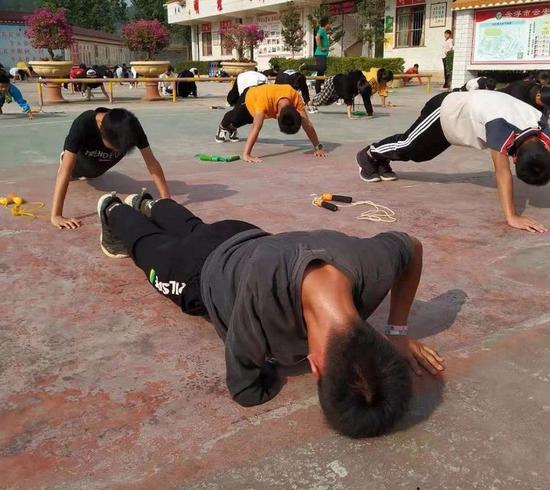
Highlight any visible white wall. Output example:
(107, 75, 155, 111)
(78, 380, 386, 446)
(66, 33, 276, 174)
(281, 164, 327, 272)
(451, 9, 475, 89)
(384, 0, 453, 75)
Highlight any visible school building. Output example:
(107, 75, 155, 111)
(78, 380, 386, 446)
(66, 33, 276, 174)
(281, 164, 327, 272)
(0, 10, 131, 69)
(165, 0, 374, 70)
(450, 0, 550, 88)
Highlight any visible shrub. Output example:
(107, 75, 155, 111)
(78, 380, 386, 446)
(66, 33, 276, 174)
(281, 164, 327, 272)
(269, 56, 405, 74)
(220, 23, 265, 61)
(123, 19, 170, 61)
(24, 7, 74, 61)
(173, 60, 215, 75)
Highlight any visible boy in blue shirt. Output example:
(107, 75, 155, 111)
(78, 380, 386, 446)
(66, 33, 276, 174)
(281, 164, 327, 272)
(0, 70, 33, 119)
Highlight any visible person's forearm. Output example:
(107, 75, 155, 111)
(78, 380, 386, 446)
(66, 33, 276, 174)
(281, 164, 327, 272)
(492, 151, 517, 220)
(302, 118, 320, 147)
(388, 238, 423, 326)
(51, 169, 71, 218)
(347, 105, 352, 118)
(243, 126, 260, 156)
(148, 160, 170, 198)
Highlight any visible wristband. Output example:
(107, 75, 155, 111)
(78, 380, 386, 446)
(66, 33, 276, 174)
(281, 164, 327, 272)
(315, 143, 324, 151)
(384, 325, 409, 336)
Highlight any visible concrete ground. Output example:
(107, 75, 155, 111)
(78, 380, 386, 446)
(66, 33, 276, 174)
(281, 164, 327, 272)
(1, 81, 550, 489)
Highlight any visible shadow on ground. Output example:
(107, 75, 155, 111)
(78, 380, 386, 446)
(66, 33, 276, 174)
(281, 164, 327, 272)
(397, 170, 550, 213)
(87, 171, 238, 204)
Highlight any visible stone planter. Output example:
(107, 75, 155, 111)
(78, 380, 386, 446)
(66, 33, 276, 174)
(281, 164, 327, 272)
(220, 61, 257, 76)
(130, 61, 170, 101)
(29, 60, 72, 103)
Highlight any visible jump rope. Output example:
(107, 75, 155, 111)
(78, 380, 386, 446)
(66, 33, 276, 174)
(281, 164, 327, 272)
(0, 193, 45, 220)
(311, 193, 396, 223)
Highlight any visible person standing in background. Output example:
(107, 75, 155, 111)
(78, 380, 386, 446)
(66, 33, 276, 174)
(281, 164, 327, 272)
(299, 17, 331, 94)
(442, 29, 453, 89)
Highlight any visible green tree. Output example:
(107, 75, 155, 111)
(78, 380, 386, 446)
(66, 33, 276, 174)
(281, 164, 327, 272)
(357, 0, 386, 57)
(39, 0, 126, 33)
(306, 6, 344, 50)
(280, 1, 306, 58)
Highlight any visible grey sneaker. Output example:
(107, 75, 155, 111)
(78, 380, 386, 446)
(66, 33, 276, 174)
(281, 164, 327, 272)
(356, 150, 381, 183)
(125, 188, 154, 217)
(215, 126, 229, 143)
(379, 161, 398, 181)
(97, 192, 129, 258)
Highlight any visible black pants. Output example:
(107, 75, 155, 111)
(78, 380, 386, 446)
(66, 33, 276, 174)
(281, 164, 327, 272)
(366, 92, 450, 163)
(442, 58, 449, 88)
(275, 72, 310, 104)
(301, 55, 327, 94)
(226, 81, 240, 106)
(220, 89, 253, 130)
(109, 200, 258, 315)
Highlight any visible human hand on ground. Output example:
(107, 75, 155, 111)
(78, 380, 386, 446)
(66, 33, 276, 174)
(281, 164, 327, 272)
(507, 215, 548, 233)
(51, 215, 81, 230)
(314, 149, 328, 158)
(27, 110, 34, 120)
(387, 336, 445, 376)
(242, 154, 262, 164)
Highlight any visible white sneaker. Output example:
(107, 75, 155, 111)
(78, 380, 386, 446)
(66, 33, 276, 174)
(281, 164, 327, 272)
(215, 127, 229, 143)
(307, 105, 318, 114)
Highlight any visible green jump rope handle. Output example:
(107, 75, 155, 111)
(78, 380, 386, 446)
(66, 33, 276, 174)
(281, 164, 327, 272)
(331, 195, 352, 203)
(321, 201, 338, 212)
(194, 154, 240, 162)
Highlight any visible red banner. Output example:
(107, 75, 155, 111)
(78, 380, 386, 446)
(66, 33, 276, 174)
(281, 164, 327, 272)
(219, 20, 233, 30)
(194, 0, 199, 13)
(201, 23, 211, 33)
(327, 1, 356, 15)
(396, 0, 425, 6)
(217, 0, 222, 11)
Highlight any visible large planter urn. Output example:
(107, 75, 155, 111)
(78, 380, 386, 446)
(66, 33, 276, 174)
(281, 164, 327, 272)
(130, 61, 170, 101)
(220, 61, 258, 76)
(29, 60, 72, 103)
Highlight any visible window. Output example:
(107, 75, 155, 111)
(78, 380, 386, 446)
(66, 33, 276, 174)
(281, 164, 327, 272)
(202, 32, 212, 56)
(396, 5, 425, 47)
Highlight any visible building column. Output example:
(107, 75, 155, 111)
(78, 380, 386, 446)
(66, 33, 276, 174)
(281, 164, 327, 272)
(451, 9, 476, 89)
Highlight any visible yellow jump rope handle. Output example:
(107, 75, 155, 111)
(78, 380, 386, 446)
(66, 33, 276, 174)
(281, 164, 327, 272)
(321, 193, 353, 203)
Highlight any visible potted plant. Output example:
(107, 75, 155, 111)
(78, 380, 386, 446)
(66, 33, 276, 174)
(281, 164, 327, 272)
(220, 23, 265, 75)
(123, 19, 170, 100)
(25, 7, 74, 103)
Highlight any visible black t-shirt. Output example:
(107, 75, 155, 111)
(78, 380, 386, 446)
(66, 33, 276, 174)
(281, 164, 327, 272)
(64, 108, 149, 166)
(201, 229, 413, 407)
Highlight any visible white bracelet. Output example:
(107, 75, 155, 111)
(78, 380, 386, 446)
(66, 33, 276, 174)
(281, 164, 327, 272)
(384, 325, 409, 336)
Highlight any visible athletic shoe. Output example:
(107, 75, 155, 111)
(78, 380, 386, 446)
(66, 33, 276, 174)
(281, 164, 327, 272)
(97, 192, 129, 258)
(356, 149, 381, 183)
(307, 105, 319, 114)
(124, 188, 153, 216)
(379, 161, 398, 181)
(228, 130, 240, 142)
(215, 126, 229, 143)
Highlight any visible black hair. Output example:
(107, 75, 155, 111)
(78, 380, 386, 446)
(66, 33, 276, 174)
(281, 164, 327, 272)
(444, 29, 452, 35)
(99, 108, 143, 153)
(539, 85, 550, 107)
(414, 64, 419, 68)
(79, 63, 87, 70)
(377, 68, 394, 83)
(278, 105, 302, 134)
(516, 138, 550, 186)
(320, 16, 330, 27)
(479, 77, 496, 90)
(318, 323, 412, 438)
(536, 70, 550, 85)
(0, 70, 10, 84)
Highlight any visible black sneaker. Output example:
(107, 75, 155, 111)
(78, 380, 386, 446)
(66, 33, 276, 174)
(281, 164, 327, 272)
(124, 188, 154, 216)
(215, 126, 229, 143)
(379, 161, 398, 181)
(228, 129, 240, 142)
(299, 63, 306, 72)
(97, 192, 129, 258)
(356, 149, 381, 183)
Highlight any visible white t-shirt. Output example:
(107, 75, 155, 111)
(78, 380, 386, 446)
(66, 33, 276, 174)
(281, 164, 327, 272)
(442, 38, 453, 58)
(237, 71, 267, 95)
(440, 91, 546, 153)
(464, 77, 482, 91)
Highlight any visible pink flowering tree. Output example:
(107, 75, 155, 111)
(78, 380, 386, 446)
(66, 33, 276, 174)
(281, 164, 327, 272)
(24, 7, 74, 61)
(122, 19, 170, 61)
(221, 23, 265, 61)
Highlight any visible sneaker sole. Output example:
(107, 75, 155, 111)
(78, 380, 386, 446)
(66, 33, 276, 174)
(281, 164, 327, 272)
(380, 175, 398, 181)
(228, 139, 240, 143)
(97, 194, 129, 259)
(355, 154, 381, 183)
(215, 138, 227, 143)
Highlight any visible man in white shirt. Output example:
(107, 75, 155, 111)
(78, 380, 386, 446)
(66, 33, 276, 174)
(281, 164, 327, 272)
(442, 29, 453, 89)
(356, 91, 550, 233)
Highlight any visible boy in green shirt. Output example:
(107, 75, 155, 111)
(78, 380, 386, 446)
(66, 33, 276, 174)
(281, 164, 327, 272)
(300, 16, 331, 94)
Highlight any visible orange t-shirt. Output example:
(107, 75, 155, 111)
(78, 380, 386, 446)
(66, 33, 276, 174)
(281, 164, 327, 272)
(245, 84, 305, 118)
